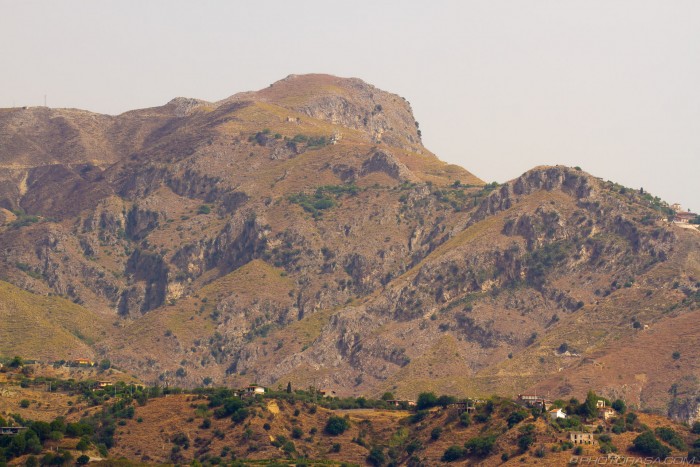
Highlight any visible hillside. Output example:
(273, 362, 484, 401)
(0, 74, 698, 421)
(1, 369, 699, 466)
(0, 281, 107, 361)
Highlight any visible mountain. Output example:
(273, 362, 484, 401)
(0, 74, 698, 418)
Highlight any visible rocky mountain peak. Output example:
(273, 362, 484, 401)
(164, 97, 212, 117)
(224, 73, 423, 150)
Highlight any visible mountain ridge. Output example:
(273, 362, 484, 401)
(0, 74, 698, 421)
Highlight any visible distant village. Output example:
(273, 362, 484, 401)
(0, 370, 627, 444)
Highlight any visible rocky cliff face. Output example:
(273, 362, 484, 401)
(0, 75, 697, 413)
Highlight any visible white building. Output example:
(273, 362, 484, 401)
(548, 408, 567, 420)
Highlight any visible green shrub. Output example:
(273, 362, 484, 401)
(367, 446, 385, 466)
(611, 399, 626, 414)
(632, 431, 671, 458)
(9, 356, 24, 368)
(517, 433, 534, 452)
(76, 438, 90, 451)
(692, 422, 700, 434)
(406, 438, 423, 454)
(534, 445, 546, 457)
(324, 415, 350, 435)
(442, 445, 465, 462)
(282, 440, 296, 455)
(654, 427, 686, 450)
(464, 435, 496, 456)
(507, 410, 528, 428)
(408, 410, 429, 424)
(690, 448, 700, 462)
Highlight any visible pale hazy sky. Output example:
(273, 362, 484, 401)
(1, 0, 698, 211)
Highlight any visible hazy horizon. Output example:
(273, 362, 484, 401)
(1, 0, 698, 211)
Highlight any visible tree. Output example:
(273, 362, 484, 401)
(507, 410, 528, 428)
(690, 448, 700, 463)
(381, 392, 394, 401)
(99, 359, 111, 371)
(672, 351, 681, 360)
(324, 416, 350, 435)
(441, 445, 465, 462)
(76, 455, 90, 465)
(286, 381, 292, 394)
(611, 399, 626, 414)
(464, 436, 496, 456)
(416, 392, 438, 410)
(9, 356, 23, 368)
(691, 421, 700, 434)
(632, 431, 670, 458)
(367, 446, 386, 466)
(578, 391, 598, 419)
(76, 438, 90, 452)
(517, 433, 534, 452)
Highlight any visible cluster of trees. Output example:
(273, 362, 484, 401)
(632, 431, 672, 459)
(208, 389, 251, 424)
(7, 373, 700, 465)
(288, 184, 360, 218)
(0, 414, 97, 465)
(0, 374, 160, 465)
(442, 435, 497, 462)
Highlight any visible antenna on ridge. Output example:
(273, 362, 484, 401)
(44, 94, 47, 107)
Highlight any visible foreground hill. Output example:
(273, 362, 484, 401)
(0, 74, 698, 419)
(1, 367, 699, 466)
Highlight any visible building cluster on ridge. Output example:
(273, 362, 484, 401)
(671, 203, 698, 224)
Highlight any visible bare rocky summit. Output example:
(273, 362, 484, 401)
(0, 74, 698, 420)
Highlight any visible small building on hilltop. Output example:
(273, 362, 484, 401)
(244, 384, 265, 396)
(319, 389, 337, 398)
(671, 204, 698, 224)
(517, 394, 550, 409)
(674, 211, 697, 224)
(71, 358, 95, 367)
(569, 432, 595, 444)
(598, 406, 616, 421)
(0, 427, 27, 436)
(386, 400, 417, 408)
(549, 408, 567, 420)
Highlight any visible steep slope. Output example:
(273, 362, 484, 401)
(0, 281, 107, 360)
(0, 74, 697, 417)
